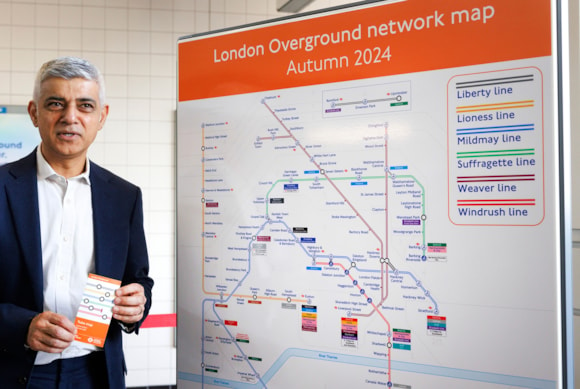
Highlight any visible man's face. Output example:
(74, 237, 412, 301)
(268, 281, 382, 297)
(28, 77, 109, 168)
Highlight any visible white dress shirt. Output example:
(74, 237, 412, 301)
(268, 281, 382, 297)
(35, 146, 98, 365)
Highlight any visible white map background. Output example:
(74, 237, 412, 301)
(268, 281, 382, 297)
(177, 56, 561, 389)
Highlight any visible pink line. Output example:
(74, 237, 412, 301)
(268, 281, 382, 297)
(265, 101, 392, 381)
(383, 123, 389, 301)
(263, 102, 385, 252)
(79, 304, 103, 313)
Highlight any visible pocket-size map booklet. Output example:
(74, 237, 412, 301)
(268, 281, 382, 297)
(74, 273, 121, 348)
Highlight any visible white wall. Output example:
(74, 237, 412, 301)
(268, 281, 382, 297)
(0, 0, 355, 386)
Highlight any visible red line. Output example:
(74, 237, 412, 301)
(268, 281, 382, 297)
(383, 123, 389, 301)
(457, 178, 535, 183)
(457, 174, 534, 179)
(457, 198, 534, 202)
(458, 203, 535, 206)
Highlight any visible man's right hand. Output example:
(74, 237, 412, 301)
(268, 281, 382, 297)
(26, 312, 76, 353)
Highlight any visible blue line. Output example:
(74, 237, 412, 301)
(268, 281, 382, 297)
(457, 128, 534, 135)
(456, 128, 534, 136)
(197, 183, 440, 387)
(395, 271, 438, 313)
(456, 123, 534, 131)
(179, 348, 556, 388)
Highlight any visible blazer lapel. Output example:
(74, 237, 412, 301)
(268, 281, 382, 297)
(5, 152, 44, 309)
(90, 163, 121, 279)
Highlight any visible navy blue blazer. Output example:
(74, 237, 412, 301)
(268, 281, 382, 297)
(0, 150, 154, 388)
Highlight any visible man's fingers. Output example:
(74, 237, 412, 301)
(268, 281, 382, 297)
(33, 332, 72, 353)
(115, 283, 144, 297)
(113, 283, 146, 324)
(47, 312, 77, 334)
(114, 283, 146, 309)
(27, 312, 76, 353)
(112, 303, 144, 324)
(33, 312, 76, 338)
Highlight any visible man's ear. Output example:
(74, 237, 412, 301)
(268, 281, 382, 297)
(27, 100, 39, 127)
(98, 104, 110, 130)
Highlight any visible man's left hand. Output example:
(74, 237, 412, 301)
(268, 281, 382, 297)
(113, 283, 147, 324)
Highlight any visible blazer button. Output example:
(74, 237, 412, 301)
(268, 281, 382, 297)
(18, 376, 28, 385)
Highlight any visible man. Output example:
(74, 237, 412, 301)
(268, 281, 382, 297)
(0, 57, 154, 388)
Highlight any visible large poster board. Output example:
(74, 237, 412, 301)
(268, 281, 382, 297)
(177, 1, 572, 387)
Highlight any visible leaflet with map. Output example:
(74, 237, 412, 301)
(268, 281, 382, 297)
(74, 273, 121, 348)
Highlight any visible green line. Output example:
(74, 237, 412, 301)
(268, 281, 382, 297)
(457, 152, 535, 158)
(266, 176, 384, 214)
(264, 173, 429, 251)
(390, 174, 427, 249)
(86, 301, 113, 309)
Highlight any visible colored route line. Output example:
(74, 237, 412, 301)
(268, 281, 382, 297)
(201, 123, 208, 294)
(200, 125, 304, 303)
(262, 100, 392, 383)
(456, 123, 534, 135)
(262, 105, 398, 378)
(199, 123, 310, 389)
(264, 176, 383, 213)
(210, 290, 307, 304)
(201, 299, 268, 388)
(457, 148, 534, 158)
(390, 174, 427, 255)
(456, 100, 534, 113)
(455, 74, 534, 89)
(263, 100, 386, 257)
(197, 99, 439, 388)
(199, 153, 310, 303)
(334, 96, 403, 107)
(179, 347, 556, 388)
(316, 260, 393, 355)
(457, 174, 535, 183)
(457, 199, 535, 206)
(257, 134, 293, 141)
(383, 123, 389, 302)
(259, 101, 437, 385)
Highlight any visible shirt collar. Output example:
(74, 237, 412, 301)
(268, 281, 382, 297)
(36, 145, 91, 185)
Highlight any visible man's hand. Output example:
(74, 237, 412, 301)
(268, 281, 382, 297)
(27, 312, 76, 353)
(113, 283, 146, 324)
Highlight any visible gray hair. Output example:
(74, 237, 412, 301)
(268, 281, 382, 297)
(33, 57, 106, 105)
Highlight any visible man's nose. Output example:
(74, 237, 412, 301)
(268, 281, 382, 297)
(61, 104, 78, 123)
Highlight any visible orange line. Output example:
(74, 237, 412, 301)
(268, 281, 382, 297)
(205, 290, 307, 303)
(201, 125, 207, 293)
(457, 104, 534, 113)
(456, 99, 534, 110)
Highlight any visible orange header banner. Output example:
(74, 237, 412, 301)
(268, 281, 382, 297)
(178, 0, 551, 102)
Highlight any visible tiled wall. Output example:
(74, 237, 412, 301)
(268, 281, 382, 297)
(0, 0, 354, 386)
